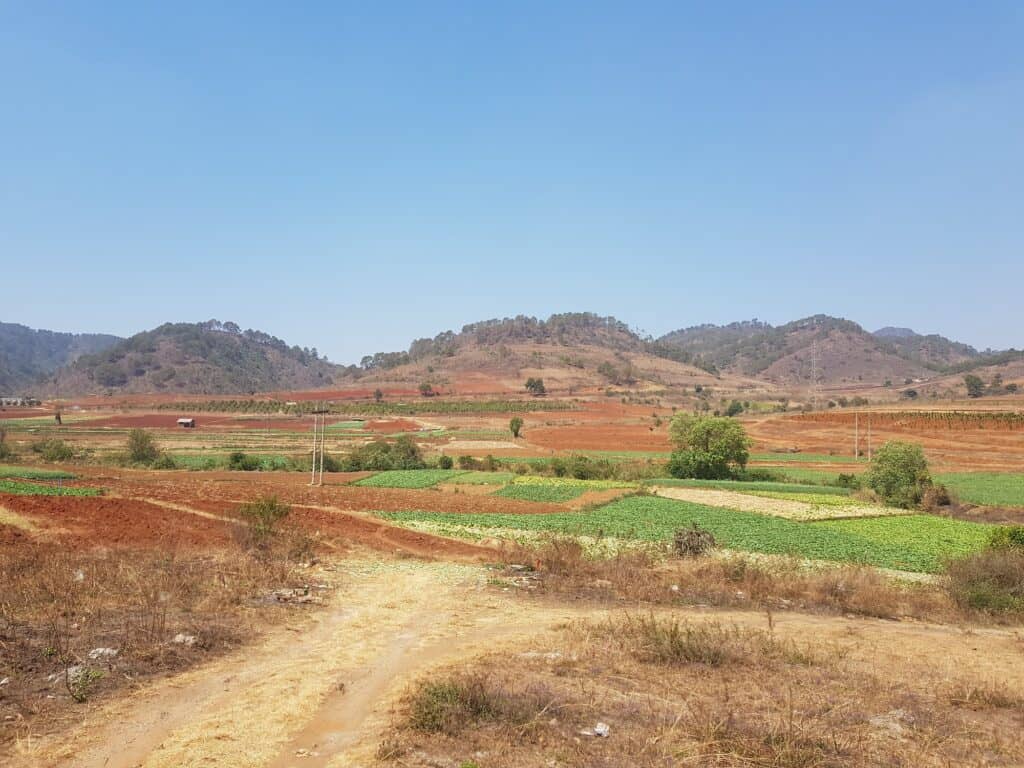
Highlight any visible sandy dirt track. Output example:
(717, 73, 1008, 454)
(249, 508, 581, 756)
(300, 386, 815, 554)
(10, 555, 1024, 768)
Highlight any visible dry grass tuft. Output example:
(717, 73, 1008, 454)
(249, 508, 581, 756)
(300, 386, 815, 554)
(948, 679, 1024, 711)
(504, 537, 959, 622)
(593, 614, 814, 668)
(945, 548, 1024, 614)
(406, 672, 560, 736)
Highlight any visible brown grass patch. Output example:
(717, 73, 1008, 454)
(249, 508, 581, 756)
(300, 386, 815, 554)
(379, 612, 1024, 767)
(0, 536, 327, 752)
(502, 537, 959, 622)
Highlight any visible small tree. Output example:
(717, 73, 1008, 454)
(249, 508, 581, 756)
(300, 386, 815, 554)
(437, 454, 453, 469)
(373, 388, 384, 403)
(0, 426, 13, 460)
(866, 441, 932, 509)
(419, 382, 435, 398)
(525, 377, 546, 396)
(509, 416, 523, 438)
(667, 414, 750, 479)
(126, 429, 160, 465)
(724, 400, 744, 417)
(964, 374, 985, 398)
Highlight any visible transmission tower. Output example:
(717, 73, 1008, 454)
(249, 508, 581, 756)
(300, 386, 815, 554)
(809, 332, 823, 411)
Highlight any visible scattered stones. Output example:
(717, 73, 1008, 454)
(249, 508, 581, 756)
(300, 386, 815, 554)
(47, 665, 88, 685)
(172, 633, 198, 647)
(579, 721, 610, 737)
(88, 647, 119, 660)
(269, 587, 324, 605)
(869, 708, 914, 737)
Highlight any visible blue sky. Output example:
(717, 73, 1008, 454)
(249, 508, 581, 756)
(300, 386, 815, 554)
(2, 2, 1021, 363)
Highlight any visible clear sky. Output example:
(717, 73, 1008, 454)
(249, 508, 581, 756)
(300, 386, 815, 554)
(2, 2, 1021, 363)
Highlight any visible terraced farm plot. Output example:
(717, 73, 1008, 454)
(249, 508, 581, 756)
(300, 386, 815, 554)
(653, 486, 908, 521)
(0, 479, 102, 496)
(354, 469, 467, 489)
(937, 473, 1024, 508)
(448, 471, 516, 485)
(750, 452, 858, 463)
(0, 465, 76, 480)
(493, 483, 587, 502)
(382, 495, 991, 572)
(646, 478, 851, 496)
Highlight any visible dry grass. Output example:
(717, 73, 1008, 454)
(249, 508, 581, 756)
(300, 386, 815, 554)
(378, 613, 1024, 768)
(0, 533, 322, 750)
(945, 547, 1024, 614)
(502, 537, 960, 622)
(592, 614, 816, 667)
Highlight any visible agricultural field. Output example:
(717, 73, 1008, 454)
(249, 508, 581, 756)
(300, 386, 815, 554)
(382, 494, 991, 573)
(354, 469, 468, 488)
(0, 478, 102, 496)
(936, 472, 1024, 508)
(2, 394, 1024, 767)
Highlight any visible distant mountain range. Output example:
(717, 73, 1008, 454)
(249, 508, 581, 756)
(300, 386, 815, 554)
(656, 315, 998, 385)
(0, 314, 1018, 396)
(0, 322, 122, 392)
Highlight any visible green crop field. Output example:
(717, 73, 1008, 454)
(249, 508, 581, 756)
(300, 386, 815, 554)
(750, 452, 861, 464)
(0, 465, 77, 480)
(772, 467, 858, 485)
(449, 471, 516, 485)
(0, 479, 102, 497)
(937, 473, 1024, 508)
(382, 495, 991, 573)
(354, 469, 467, 489)
(493, 484, 587, 502)
(747, 490, 864, 507)
(646, 478, 851, 496)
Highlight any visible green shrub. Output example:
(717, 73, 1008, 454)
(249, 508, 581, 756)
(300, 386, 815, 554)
(31, 438, 74, 462)
(988, 526, 1024, 552)
(150, 454, 178, 470)
(457, 455, 479, 470)
(342, 435, 425, 471)
(237, 495, 290, 546)
(437, 454, 454, 470)
(126, 429, 160, 465)
(865, 441, 932, 509)
(834, 473, 862, 489)
(227, 451, 260, 471)
(0, 428, 14, 461)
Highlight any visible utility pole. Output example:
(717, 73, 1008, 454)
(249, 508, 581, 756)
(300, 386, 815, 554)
(867, 413, 873, 461)
(318, 414, 326, 486)
(854, 411, 859, 459)
(309, 411, 319, 486)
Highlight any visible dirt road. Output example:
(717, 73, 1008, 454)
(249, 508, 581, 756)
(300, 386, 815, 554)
(13, 556, 1024, 768)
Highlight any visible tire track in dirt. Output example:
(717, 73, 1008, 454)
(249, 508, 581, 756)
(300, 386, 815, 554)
(20, 558, 574, 768)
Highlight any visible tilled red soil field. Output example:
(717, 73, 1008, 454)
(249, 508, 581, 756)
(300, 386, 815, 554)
(363, 418, 421, 433)
(748, 413, 1024, 471)
(97, 471, 566, 516)
(528, 423, 671, 451)
(0, 495, 231, 550)
(68, 413, 316, 430)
